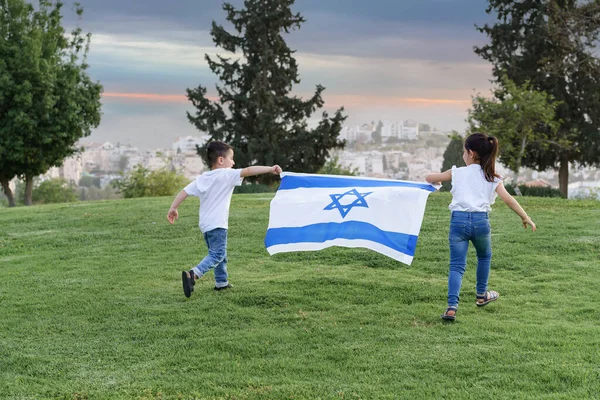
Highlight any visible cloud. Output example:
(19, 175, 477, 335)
(75, 0, 495, 147)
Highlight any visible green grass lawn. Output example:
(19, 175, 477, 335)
(1, 193, 599, 399)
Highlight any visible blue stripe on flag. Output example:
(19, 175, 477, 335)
(279, 174, 436, 192)
(265, 221, 418, 256)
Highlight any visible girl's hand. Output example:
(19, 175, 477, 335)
(167, 208, 179, 225)
(271, 165, 282, 175)
(522, 217, 536, 232)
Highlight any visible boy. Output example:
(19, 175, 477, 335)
(167, 141, 282, 297)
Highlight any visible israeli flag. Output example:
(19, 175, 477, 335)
(265, 172, 439, 265)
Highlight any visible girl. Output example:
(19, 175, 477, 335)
(425, 133, 536, 321)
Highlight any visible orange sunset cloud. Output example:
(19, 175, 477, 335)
(102, 92, 471, 108)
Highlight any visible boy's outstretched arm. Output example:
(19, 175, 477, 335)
(240, 165, 282, 178)
(495, 182, 536, 231)
(167, 190, 188, 224)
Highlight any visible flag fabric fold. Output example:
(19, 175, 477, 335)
(265, 172, 439, 265)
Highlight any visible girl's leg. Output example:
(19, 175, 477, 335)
(471, 217, 492, 296)
(448, 217, 469, 308)
(192, 229, 227, 278)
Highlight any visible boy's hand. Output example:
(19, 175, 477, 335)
(522, 217, 536, 232)
(271, 165, 282, 175)
(167, 208, 179, 225)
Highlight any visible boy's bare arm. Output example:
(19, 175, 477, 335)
(240, 165, 282, 178)
(167, 190, 188, 224)
(495, 182, 536, 231)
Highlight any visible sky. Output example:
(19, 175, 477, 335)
(68, 0, 497, 149)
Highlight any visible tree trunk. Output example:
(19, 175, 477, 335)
(0, 178, 16, 207)
(558, 155, 569, 198)
(24, 175, 34, 206)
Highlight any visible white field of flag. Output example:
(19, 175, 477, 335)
(265, 172, 439, 265)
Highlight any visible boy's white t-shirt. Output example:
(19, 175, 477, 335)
(449, 164, 502, 212)
(184, 168, 244, 233)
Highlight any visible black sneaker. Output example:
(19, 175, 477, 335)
(181, 271, 194, 298)
(214, 283, 233, 291)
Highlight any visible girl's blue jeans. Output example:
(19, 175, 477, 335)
(192, 228, 229, 288)
(447, 211, 492, 308)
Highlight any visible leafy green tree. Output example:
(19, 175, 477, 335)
(187, 0, 346, 183)
(32, 178, 77, 204)
(318, 155, 358, 176)
(0, 0, 103, 205)
(440, 132, 465, 191)
(113, 165, 189, 199)
(475, 0, 600, 197)
(468, 77, 561, 185)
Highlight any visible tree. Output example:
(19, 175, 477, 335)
(318, 155, 358, 176)
(419, 123, 432, 132)
(440, 132, 465, 191)
(187, 0, 346, 183)
(78, 175, 101, 188)
(372, 120, 383, 145)
(118, 155, 129, 172)
(475, 0, 600, 197)
(0, 167, 18, 207)
(468, 76, 561, 186)
(0, 0, 103, 206)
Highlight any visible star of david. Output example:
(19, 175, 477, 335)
(324, 188, 373, 218)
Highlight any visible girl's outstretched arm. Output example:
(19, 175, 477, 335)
(425, 169, 452, 184)
(167, 190, 189, 224)
(495, 182, 536, 231)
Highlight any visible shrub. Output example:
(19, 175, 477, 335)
(112, 165, 189, 198)
(504, 184, 562, 198)
(32, 178, 78, 204)
(234, 183, 278, 194)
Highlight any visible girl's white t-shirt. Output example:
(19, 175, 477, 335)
(184, 168, 244, 233)
(449, 164, 502, 212)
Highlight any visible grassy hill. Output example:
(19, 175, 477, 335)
(1, 193, 599, 399)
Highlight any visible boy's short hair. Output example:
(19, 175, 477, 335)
(206, 141, 233, 167)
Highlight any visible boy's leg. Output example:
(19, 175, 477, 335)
(213, 233, 229, 289)
(192, 229, 227, 279)
(447, 217, 469, 309)
(472, 217, 492, 297)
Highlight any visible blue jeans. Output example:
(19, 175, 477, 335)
(192, 228, 229, 288)
(447, 211, 492, 308)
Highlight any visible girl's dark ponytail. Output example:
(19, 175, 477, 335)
(465, 133, 499, 182)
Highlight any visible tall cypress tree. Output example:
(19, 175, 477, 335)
(187, 0, 347, 183)
(440, 132, 465, 192)
(475, 0, 600, 197)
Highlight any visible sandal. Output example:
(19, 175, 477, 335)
(441, 307, 457, 321)
(476, 290, 499, 307)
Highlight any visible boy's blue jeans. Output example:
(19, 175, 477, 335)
(447, 211, 492, 308)
(192, 228, 229, 288)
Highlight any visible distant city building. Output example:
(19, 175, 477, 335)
(568, 181, 600, 200)
(44, 155, 84, 185)
(172, 135, 209, 153)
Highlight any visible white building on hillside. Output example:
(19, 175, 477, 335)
(172, 136, 209, 154)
